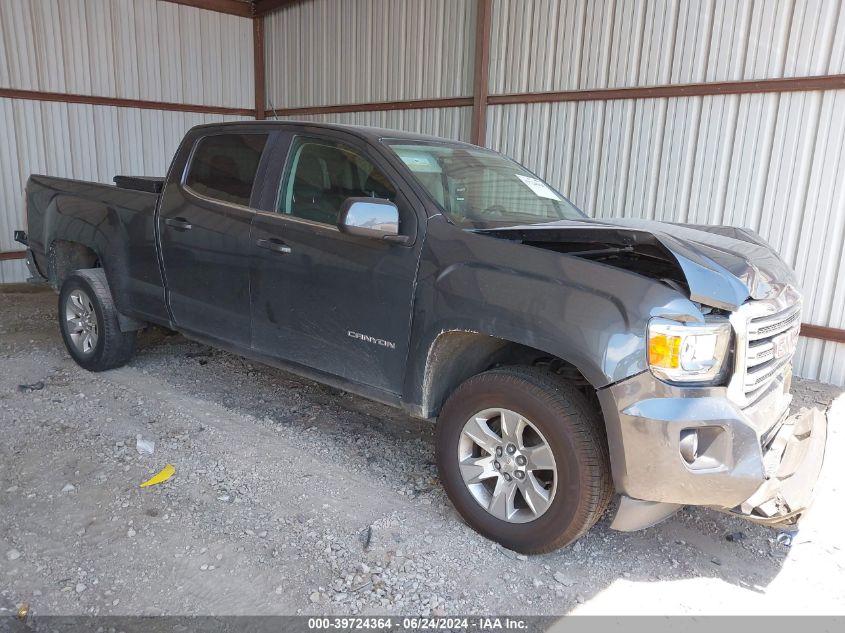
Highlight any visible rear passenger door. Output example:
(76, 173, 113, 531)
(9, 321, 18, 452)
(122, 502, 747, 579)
(159, 130, 274, 346)
(250, 131, 423, 395)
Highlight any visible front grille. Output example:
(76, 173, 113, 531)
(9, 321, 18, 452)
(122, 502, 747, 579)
(751, 309, 801, 337)
(741, 304, 801, 398)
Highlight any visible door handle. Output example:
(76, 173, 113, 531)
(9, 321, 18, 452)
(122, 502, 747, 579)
(256, 237, 292, 254)
(165, 217, 193, 231)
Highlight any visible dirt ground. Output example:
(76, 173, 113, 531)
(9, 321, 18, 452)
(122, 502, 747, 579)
(1, 285, 843, 617)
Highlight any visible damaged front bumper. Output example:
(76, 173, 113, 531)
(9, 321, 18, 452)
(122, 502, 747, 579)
(736, 406, 826, 525)
(597, 369, 827, 531)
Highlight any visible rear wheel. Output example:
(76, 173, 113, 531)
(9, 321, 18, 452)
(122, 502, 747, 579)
(436, 366, 613, 554)
(58, 269, 136, 371)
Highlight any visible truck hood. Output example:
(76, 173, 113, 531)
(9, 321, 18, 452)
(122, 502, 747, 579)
(475, 218, 798, 311)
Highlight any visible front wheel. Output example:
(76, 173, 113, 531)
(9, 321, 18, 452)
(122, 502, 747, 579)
(436, 366, 613, 554)
(58, 269, 136, 371)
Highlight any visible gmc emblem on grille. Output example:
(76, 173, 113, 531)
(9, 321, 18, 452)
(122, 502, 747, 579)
(773, 327, 799, 360)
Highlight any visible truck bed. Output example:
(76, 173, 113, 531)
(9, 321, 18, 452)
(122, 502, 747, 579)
(24, 174, 169, 325)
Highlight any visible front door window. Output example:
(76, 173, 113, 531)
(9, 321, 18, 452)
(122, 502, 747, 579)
(278, 138, 396, 225)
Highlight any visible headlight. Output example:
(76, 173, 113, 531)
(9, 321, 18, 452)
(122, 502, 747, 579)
(647, 317, 732, 383)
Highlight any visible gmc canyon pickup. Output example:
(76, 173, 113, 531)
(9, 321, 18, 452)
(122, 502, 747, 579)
(15, 121, 826, 553)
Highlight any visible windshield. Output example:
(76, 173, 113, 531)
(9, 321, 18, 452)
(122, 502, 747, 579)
(385, 141, 584, 228)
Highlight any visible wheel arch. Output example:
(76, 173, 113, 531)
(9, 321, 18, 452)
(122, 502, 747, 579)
(48, 239, 101, 290)
(414, 329, 599, 420)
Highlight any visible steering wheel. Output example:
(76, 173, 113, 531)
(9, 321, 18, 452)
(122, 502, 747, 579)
(481, 204, 509, 218)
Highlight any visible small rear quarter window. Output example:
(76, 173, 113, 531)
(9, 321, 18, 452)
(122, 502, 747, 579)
(185, 133, 268, 207)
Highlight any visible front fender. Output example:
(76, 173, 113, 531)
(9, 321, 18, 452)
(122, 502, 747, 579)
(402, 219, 701, 413)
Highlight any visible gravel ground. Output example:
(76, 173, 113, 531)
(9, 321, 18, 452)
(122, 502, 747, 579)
(1, 285, 843, 617)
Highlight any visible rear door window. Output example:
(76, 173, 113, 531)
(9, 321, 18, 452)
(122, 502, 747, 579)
(185, 133, 269, 207)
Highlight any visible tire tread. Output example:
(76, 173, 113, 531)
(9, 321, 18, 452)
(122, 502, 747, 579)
(59, 269, 136, 371)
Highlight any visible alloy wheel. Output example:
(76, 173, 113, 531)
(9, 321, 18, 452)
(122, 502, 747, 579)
(458, 408, 557, 523)
(65, 289, 99, 355)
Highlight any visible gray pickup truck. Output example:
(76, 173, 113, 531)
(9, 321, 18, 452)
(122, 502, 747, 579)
(15, 121, 826, 553)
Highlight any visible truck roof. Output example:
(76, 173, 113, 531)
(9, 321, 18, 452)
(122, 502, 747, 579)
(189, 120, 478, 148)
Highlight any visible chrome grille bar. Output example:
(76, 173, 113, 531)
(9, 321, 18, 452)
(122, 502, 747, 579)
(745, 353, 794, 392)
(727, 286, 801, 407)
(748, 307, 801, 341)
(744, 306, 801, 397)
(746, 340, 775, 368)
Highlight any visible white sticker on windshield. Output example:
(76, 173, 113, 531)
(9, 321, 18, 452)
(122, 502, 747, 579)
(515, 174, 562, 201)
(396, 152, 440, 173)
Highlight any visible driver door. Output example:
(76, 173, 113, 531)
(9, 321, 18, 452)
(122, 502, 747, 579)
(250, 131, 423, 394)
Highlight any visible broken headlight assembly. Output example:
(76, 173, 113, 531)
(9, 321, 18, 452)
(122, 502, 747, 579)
(647, 317, 732, 384)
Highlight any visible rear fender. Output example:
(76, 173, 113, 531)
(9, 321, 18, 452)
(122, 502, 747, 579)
(44, 198, 127, 302)
(27, 174, 162, 322)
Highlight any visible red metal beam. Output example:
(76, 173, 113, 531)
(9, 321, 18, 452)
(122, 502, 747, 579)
(488, 74, 845, 106)
(253, 16, 266, 119)
(800, 324, 845, 345)
(470, 0, 492, 147)
(252, 75, 845, 124)
(253, 0, 306, 17)
(0, 88, 255, 117)
(159, 0, 253, 18)
(0, 251, 26, 262)
(270, 96, 474, 117)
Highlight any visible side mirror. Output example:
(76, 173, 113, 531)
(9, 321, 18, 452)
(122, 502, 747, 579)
(337, 197, 409, 244)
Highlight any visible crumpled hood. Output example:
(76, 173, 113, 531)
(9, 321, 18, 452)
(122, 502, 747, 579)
(609, 218, 799, 307)
(479, 218, 799, 311)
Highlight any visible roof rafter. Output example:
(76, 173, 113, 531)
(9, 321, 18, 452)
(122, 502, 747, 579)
(159, 0, 254, 18)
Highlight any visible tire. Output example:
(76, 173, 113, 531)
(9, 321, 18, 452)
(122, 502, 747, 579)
(436, 366, 613, 554)
(58, 269, 136, 371)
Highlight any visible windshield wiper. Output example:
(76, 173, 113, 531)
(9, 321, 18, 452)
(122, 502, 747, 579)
(568, 246, 635, 258)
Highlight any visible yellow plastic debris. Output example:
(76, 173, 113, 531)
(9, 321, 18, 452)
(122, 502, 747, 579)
(140, 464, 176, 488)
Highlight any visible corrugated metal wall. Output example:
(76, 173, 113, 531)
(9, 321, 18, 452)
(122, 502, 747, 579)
(0, 0, 254, 283)
(264, 0, 474, 143)
(0, 0, 254, 107)
(485, 0, 845, 384)
(265, 0, 476, 108)
(489, 0, 845, 93)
